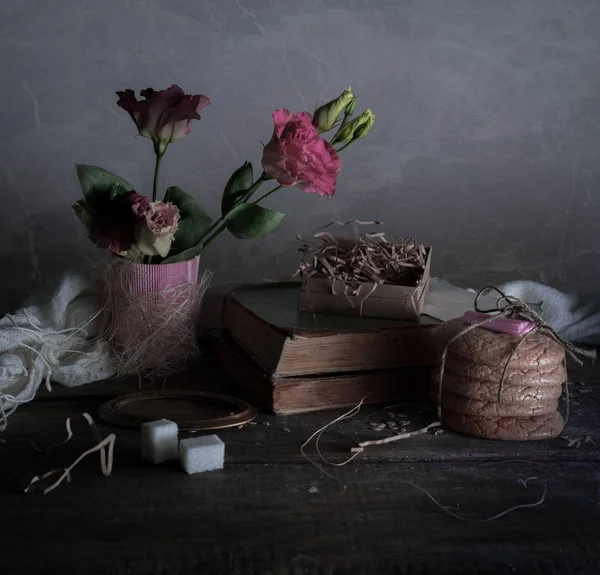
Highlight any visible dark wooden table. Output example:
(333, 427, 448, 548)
(2, 359, 599, 575)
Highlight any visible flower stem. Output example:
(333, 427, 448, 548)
(199, 222, 228, 251)
(197, 174, 268, 250)
(152, 152, 163, 202)
(336, 141, 354, 153)
(202, 137, 356, 253)
(252, 184, 282, 204)
(243, 173, 269, 202)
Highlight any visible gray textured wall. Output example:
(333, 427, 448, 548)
(1, 0, 599, 314)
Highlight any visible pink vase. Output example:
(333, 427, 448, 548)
(110, 256, 202, 371)
(118, 256, 200, 295)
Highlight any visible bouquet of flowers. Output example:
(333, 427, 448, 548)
(72, 85, 375, 264)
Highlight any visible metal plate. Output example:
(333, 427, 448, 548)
(97, 390, 257, 431)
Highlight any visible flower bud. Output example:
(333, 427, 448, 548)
(352, 109, 376, 140)
(330, 108, 375, 145)
(312, 87, 354, 133)
(344, 98, 355, 117)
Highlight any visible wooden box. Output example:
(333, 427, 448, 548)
(298, 239, 431, 320)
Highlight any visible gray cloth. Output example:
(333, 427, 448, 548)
(500, 280, 600, 346)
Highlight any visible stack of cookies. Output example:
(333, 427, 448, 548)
(432, 318, 566, 440)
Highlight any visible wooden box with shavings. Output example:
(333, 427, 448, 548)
(297, 233, 431, 320)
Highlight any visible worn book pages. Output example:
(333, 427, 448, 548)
(422, 279, 499, 322)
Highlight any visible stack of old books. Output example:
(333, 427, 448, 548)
(212, 282, 443, 414)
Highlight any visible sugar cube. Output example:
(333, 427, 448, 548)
(141, 419, 179, 464)
(179, 434, 225, 474)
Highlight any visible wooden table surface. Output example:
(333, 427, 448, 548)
(2, 359, 599, 575)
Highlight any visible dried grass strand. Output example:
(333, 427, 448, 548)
(320, 220, 383, 229)
(297, 232, 427, 289)
(25, 412, 115, 495)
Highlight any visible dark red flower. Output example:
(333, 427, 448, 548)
(75, 191, 151, 255)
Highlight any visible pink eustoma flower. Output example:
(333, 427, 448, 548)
(116, 85, 210, 151)
(135, 201, 181, 258)
(261, 109, 341, 197)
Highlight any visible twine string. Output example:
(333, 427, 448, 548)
(300, 400, 548, 522)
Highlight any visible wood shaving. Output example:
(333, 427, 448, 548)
(320, 220, 383, 229)
(565, 435, 597, 447)
(296, 233, 427, 287)
(351, 422, 441, 453)
(518, 476, 537, 487)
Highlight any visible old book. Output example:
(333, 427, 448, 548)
(221, 282, 441, 377)
(211, 333, 431, 414)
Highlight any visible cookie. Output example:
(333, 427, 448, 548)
(443, 352, 566, 387)
(431, 367, 564, 404)
(441, 409, 564, 440)
(432, 388, 558, 417)
(437, 318, 565, 369)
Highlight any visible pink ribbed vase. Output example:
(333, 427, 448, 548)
(118, 256, 200, 296)
(110, 256, 201, 367)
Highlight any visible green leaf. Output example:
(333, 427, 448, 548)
(75, 164, 133, 207)
(109, 182, 130, 200)
(161, 240, 204, 264)
(72, 200, 94, 232)
(164, 186, 213, 252)
(225, 203, 285, 239)
(221, 161, 254, 217)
